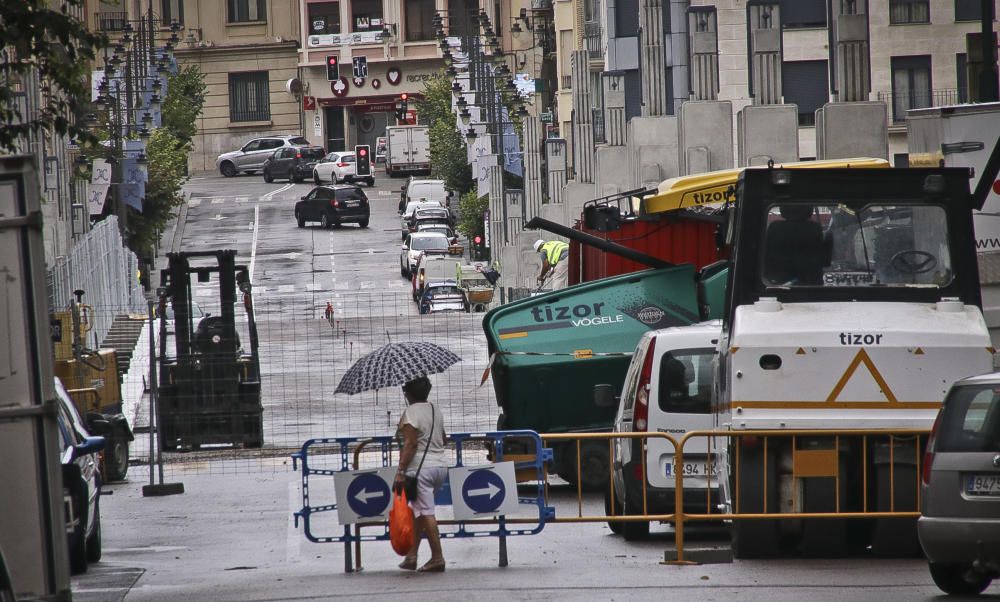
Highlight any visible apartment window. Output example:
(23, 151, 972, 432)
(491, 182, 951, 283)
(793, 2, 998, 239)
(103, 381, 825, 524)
(228, 0, 266, 23)
(889, 0, 929, 24)
(308, 2, 340, 34)
(616, 0, 639, 37)
(779, 0, 827, 29)
(891, 55, 931, 122)
(352, 0, 383, 32)
(957, 53, 968, 103)
(161, 0, 183, 25)
(447, 0, 476, 36)
(405, 0, 435, 40)
(955, 0, 992, 21)
(229, 71, 270, 122)
(782, 60, 828, 126)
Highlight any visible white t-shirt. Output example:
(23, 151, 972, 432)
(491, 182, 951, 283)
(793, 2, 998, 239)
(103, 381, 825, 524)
(398, 402, 448, 468)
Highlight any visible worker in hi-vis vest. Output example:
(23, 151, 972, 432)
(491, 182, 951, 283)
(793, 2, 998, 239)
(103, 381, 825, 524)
(534, 239, 569, 289)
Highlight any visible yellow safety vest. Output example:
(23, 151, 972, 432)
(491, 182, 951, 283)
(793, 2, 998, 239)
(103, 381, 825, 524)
(541, 241, 569, 265)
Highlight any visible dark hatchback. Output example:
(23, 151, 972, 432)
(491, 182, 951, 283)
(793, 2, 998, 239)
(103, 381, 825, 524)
(263, 146, 326, 183)
(295, 184, 370, 228)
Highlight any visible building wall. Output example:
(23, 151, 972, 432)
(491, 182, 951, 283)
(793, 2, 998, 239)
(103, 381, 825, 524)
(554, 0, 578, 142)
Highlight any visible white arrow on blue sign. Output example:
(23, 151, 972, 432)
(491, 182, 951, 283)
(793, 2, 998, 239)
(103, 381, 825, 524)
(449, 462, 520, 521)
(333, 466, 397, 524)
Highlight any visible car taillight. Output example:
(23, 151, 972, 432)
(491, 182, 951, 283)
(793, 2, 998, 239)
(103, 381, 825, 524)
(922, 411, 943, 485)
(330, 199, 340, 208)
(296, 152, 302, 159)
(337, 162, 348, 167)
(633, 338, 656, 431)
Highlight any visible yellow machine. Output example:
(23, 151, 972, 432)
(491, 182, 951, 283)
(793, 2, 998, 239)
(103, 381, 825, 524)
(51, 295, 134, 482)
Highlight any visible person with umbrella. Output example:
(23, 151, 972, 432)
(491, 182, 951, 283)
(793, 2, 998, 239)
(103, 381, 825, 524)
(393, 376, 448, 572)
(334, 341, 461, 573)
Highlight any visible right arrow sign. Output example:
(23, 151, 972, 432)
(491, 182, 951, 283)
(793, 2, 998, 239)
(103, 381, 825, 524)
(450, 462, 520, 520)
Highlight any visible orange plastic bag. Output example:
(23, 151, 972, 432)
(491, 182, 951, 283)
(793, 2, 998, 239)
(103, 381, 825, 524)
(389, 489, 415, 556)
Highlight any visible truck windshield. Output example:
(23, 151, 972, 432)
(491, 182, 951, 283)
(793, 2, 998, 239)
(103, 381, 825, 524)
(762, 203, 952, 288)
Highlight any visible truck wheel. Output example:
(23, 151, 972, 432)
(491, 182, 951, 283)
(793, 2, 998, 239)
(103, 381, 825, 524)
(731, 440, 780, 558)
(85, 500, 102, 563)
(604, 486, 624, 535)
(929, 563, 991, 595)
(557, 442, 610, 492)
(103, 427, 129, 481)
(870, 458, 920, 557)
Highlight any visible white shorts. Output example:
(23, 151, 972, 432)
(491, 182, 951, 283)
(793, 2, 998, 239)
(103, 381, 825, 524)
(407, 466, 448, 518)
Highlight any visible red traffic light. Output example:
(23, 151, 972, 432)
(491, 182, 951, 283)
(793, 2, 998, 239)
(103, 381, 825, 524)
(474, 236, 482, 244)
(400, 93, 408, 101)
(358, 148, 367, 156)
(328, 56, 338, 65)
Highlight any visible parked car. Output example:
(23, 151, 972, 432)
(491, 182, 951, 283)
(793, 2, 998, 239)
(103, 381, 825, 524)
(411, 255, 464, 302)
(407, 206, 453, 236)
(418, 280, 465, 314)
(399, 178, 452, 211)
(605, 321, 721, 540)
(312, 151, 374, 186)
(216, 135, 311, 177)
(295, 184, 370, 229)
(55, 378, 105, 575)
(399, 200, 444, 240)
(416, 223, 457, 242)
(919, 371, 1000, 595)
(262, 146, 326, 183)
(400, 232, 450, 277)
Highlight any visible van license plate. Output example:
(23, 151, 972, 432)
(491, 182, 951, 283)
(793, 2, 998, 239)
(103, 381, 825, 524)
(665, 462, 718, 478)
(966, 474, 1000, 496)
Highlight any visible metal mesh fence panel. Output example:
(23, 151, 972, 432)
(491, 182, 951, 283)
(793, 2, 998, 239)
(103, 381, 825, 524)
(137, 291, 498, 478)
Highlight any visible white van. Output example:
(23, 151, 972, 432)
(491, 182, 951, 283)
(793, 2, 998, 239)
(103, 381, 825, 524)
(606, 320, 722, 540)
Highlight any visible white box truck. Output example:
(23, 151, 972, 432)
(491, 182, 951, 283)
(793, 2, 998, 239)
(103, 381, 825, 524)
(908, 102, 1000, 351)
(385, 125, 430, 177)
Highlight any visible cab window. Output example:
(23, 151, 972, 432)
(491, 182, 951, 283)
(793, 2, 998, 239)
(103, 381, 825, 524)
(658, 348, 714, 414)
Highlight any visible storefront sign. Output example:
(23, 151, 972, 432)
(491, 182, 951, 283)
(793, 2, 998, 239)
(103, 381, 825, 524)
(386, 67, 401, 85)
(308, 31, 387, 47)
(303, 95, 316, 110)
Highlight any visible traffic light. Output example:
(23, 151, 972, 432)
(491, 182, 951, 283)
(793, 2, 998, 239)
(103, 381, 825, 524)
(355, 145, 371, 176)
(394, 93, 409, 122)
(326, 55, 340, 81)
(472, 235, 483, 260)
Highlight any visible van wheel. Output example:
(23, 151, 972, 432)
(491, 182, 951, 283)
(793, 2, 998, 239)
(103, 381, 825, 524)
(929, 563, 991, 595)
(622, 497, 650, 541)
(604, 487, 624, 535)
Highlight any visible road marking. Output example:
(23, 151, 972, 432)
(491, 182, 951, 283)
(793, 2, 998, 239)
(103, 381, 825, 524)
(211, 198, 225, 204)
(277, 284, 295, 293)
(261, 183, 294, 202)
(211, 214, 226, 221)
(249, 204, 260, 284)
(236, 196, 250, 203)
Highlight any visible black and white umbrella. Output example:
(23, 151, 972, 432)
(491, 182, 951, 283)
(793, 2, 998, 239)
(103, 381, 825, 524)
(334, 341, 463, 395)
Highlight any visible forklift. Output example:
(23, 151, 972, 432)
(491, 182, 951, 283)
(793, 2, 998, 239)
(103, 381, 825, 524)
(156, 250, 263, 449)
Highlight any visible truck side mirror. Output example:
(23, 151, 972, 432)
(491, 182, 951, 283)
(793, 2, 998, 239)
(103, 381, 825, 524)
(593, 384, 618, 408)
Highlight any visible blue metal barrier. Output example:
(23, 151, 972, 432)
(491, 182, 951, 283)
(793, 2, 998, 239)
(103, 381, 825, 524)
(291, 430, 554, 572)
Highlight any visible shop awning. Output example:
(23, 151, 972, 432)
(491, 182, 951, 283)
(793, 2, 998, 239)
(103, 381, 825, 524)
(318, 93, 425, 112)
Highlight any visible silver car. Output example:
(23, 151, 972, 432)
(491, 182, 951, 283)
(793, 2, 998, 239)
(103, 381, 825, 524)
(919, 372, 1000, 595)
(216, 135, 311, 177)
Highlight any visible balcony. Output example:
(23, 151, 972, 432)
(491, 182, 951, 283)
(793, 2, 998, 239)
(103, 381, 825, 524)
(584, 21, 603, 60)
(875, 88, 962, 123)
(95, 11, 129, 32)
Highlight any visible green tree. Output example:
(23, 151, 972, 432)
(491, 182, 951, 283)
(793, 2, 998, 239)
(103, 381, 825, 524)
(418, 72, 473, 196)
(125, 66, 206, 256)
(0, 0, 107, 152)
(457, 189, 489, 241)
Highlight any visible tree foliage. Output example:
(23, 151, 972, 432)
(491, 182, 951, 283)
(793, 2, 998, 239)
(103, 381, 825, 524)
(457, 189, 489, 241)
(0, 0, 107, 152)
(126, 66, 205, 257)
(418, 72, 473, 197)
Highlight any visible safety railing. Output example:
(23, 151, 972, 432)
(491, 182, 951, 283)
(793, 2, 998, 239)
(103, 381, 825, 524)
(291, 430, 554, 572)
(544, 427, 929, 563)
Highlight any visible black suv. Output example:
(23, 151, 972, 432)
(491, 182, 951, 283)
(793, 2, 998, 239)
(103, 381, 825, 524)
(295, 184, 370, 228)
(263, 146, 326, 183)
